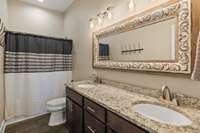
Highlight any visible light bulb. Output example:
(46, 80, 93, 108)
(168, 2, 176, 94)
(90, 21, 94, 29)
(128, 0, 135, 11)
(38, 0, 44, 3)
(107, 11, 112, 20)
(98, 17, 102, 25)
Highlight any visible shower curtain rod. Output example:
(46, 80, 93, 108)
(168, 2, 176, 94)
(6, 30, 72, 41)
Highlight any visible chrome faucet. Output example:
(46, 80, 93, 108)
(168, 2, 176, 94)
(162, 85, 173, 101)
(161, 85, 179, 106)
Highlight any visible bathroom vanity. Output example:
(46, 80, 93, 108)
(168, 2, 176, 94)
(66, 86, 148, 133)
(65, 80, 200, 133)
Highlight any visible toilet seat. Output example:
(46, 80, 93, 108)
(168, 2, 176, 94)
(47, 97, 66, 112)
(47, 97, 66, 107)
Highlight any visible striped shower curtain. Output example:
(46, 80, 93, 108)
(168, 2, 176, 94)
(4, 32, 72, 121)
(99, 43, 110, 60)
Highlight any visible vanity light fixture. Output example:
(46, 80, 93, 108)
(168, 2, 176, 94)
(107, 11, 112, 20)
(128, 0, 135, 11)
(98, 17, 102, 25)
(89, 6, 114, 28)
(38, 0, 44, 3)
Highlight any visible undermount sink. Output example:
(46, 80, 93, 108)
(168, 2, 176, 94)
(77, 84, 96, 89)
(132, 103, 192, 126)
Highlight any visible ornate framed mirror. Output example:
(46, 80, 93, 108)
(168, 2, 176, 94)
(93, 0, 191, 74)
(0, 19, 6, 47)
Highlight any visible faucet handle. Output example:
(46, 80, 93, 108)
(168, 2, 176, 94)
(171, 94, 180, 106)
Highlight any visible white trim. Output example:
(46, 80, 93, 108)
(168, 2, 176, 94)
(0, 120, 6, 133)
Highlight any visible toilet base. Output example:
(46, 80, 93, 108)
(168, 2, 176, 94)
(48, 110, 66, 126)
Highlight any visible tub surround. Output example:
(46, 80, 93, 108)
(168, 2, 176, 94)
(67, 80, 200, 133)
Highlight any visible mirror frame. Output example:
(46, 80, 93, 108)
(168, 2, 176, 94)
(93, 0, 191, 74)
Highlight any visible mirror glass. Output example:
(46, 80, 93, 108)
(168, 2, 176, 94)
(99, 18, 177, 61)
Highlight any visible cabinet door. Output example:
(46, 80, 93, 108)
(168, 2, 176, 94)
(66, 98, 83, 133)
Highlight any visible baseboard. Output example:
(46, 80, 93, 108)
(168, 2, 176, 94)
(0, 120, 6, 133)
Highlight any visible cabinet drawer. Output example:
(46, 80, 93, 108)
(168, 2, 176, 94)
(85, 111, 105, 133)
(107, 111, 148, 133)
(84, 99, 105, 123)
(69, 89, 83, 106)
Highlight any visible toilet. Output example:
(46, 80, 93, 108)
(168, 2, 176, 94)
(46, 97, 66, 126)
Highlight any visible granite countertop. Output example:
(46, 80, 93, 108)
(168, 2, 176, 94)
(68, 80, 200, 133)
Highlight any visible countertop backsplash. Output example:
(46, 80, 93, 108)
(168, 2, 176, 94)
(100, 79, 200, 110)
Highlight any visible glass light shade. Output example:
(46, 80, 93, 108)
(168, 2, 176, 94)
(107, 11, 113, 20)
(90, 21, 94, 29)
(38, 0, 44, 3)
(128, 0, 135, 11)
(98, 17, 102, 25)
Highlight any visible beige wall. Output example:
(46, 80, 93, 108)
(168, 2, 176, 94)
(64, 0, 200, 98)
(64, 0, 110, 80)
(7, 0, 65, 38)
(0, 0, 8, 24)
(0, 0, 7, 125)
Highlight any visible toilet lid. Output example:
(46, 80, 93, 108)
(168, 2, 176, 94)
(47, 97, 66, 106)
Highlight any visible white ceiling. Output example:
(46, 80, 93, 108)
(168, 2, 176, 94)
(19, 0, 74, 12)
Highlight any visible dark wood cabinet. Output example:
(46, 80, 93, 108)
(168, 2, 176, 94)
(66, 87, 148, 133)
(66, 98, 83, 133)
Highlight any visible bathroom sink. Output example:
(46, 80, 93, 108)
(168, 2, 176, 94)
(132, 103, 192, 126)
(77, 84, 96, 89)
